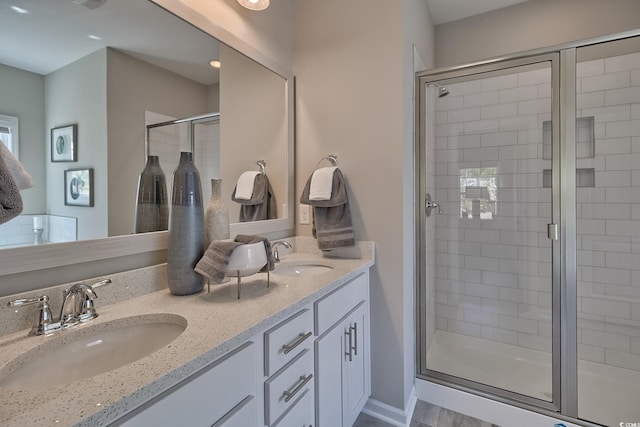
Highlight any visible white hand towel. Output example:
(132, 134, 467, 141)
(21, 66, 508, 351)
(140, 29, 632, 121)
(309, 166, 337, 201)
(235, 171, 260, 200)
(0, 143, 33, 190)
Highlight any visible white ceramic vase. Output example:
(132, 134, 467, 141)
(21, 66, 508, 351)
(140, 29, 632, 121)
(205, 178, 230, 249)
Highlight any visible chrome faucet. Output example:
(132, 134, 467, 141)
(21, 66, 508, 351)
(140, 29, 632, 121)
(271, 241, 292, 263)
(7, 278, 111, 336)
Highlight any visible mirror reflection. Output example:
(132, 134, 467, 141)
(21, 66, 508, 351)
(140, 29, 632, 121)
(0, 0, 288, 249)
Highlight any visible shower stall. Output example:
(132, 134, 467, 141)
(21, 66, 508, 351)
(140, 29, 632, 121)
(417, 31, 640, 427)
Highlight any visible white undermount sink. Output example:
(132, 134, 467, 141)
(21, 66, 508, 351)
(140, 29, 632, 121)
(0, 313, 186, 390)
(273, 260, 334, 277)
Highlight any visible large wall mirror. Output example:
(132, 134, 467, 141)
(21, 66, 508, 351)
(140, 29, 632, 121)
(0, 0, 294, 282)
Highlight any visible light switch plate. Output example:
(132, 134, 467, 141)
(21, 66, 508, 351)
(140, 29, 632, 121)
(299, 204, 310, 224)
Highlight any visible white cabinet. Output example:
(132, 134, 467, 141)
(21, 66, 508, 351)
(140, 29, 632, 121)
(314, 273, 370, 427)
(115, 341, 257, 427)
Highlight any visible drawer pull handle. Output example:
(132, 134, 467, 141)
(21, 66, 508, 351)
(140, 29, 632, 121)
(283, 373, 313, 403)
(282, 331, 312, 355)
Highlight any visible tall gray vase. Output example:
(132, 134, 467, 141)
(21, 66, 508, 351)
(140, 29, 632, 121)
(168, 152, 205, 296)
(134, 155, 168, 233)
(205, 178, 230, 249)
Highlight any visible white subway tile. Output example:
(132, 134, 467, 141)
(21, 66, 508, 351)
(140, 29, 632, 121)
(447, 293, 482, 308)
(450, 80, 482, 96)
(499, 114, 540, 131)
(499, 144, 538, 160)
(480, 103, 518, 120)
(499, 288, 538, 304)
(582, 71, 630, 93)
(500, 315, 538, 334)
(463, 308, 495, 326)
(446, 319, 483, 338)
(464, 255, 499, 272)
(605, 52, 640, 73)
(538, 291, 552, 308)
(632, 337, 640, 355)
(464, 91, 499, 108)
(499, 259, 539, 275)
(463, 147, 500, 162)
(606, 219, 640, 236)
(605, 188, 640, 203)
(605, 284, 640, 301)
(481, 74, 517, 92)
(518, 99, 551, 115)
(481, 326, 518, 345)
(499, 230, 539, 246)
(499, 85, 538, 103)
(605, 86, 640, 106)
(606, 252, 640, 270)
(582, 328, 630, 351)
(538, 82, 552, 99)
(581, 203, 631, 220)
(518, 246, 550, 263)
(481, 271, 518, 287)
(581, 266, 631, 286)
(436, 111, 448, 124)
(576, 219, 605, 235)
(577, 59, 604, 77)
(594, 137, 631, 155)
(465, 282, 500, 299)
(578, 343, 605, 363)
(435, 95, 464, 111)
(436, 316, 448, 330)
(633, 304, 640, 321)
(447, 107, 482, 123)
(605, 120, 640, 139)
(457, 134, 482, 149)
(436, 304, 464, 320)
(577, 91, 606, 109)
(517, 332, 551, 352)
(517, 68, 551, 86)
(577, 250, 605, 267)
(480, 131, 518, 147)
(583, 105, 631, 123)
(518, 275, 549, 291)
(582, 296, 631, 318)
(605, 348, 640, 371)
(464, 119, 500, 134)
(481, 243, 518, 260)
(435, 122, 464, 137)
(632, 70, 640, 88)
(605, 319, 640, 339)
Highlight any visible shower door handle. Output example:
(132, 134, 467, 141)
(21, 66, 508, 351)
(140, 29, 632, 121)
(425, 193, 441, 217)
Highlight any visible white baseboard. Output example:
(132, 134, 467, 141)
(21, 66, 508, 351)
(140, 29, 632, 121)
(362, 387, 417, 427)
(416, 379, 583, 427)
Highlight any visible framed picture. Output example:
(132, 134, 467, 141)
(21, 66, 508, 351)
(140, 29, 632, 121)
(51, 124, 77, 162)
(64, 168, 94, 207)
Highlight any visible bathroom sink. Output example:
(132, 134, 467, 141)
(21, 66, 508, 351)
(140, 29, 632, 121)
(0, 313, 186, 390)
(273, 261, 334, 277)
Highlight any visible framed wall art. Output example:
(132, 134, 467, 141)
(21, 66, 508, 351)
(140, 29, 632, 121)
(64, 168, 93, 207)
(51, 124, 77, 162)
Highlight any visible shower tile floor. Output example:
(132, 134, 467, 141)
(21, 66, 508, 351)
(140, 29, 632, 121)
(353, 400, 500, 427)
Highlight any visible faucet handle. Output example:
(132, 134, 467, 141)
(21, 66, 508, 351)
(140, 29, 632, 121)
(69, 278, 111, 323)
(7, 295, 55, 336)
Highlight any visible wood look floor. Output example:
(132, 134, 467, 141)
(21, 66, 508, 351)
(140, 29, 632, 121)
(353, 400, 500, 427)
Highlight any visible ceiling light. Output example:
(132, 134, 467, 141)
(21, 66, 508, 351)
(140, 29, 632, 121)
(237, 0, 269, 11)
(209, 60, 221, 69)
(88, 34, 102, 40)
(72, 0, 106, 10)
(10, 6, 28, 14)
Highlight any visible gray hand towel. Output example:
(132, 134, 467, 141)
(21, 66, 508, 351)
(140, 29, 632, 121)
(300, 168, 355, 250)
(0, 152, 23, 224)
(232, 174, 277, 222)
(0, 143, 33, 190)
(194, 234, 274, 283)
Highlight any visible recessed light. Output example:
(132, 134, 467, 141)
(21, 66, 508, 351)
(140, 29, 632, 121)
(209, 60, 221, 69)
(88, 34, 102, 40)
(10, 5, 28, 14)
(237, 0, 269, 11)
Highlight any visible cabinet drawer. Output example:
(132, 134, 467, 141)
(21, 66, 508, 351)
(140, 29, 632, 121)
(117, 342, 256, 427)
(264, 309, 314, 376)
(265, 349, 314, 426)
(212, 395, 256, 427)
(315, 272, 367, 335)
(272, 388, 314, 427)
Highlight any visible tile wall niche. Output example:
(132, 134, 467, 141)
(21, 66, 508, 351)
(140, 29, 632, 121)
(431, 50, 640, 372)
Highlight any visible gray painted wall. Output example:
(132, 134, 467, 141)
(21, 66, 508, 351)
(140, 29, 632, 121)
(293, 0, 434, 413)
(435, 0, 640, 68)
(0, 64, 45, 214)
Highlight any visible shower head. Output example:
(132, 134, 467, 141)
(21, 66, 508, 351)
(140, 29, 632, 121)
(428, 82, 449, 97)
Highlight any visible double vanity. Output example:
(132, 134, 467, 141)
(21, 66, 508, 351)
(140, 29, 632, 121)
(0, 237, 374, 427)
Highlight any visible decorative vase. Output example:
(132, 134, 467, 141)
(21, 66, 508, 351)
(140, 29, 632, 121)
(134, 155, 168, 233)
(167, 152, 205, 295)
(205, 178, 230, 249)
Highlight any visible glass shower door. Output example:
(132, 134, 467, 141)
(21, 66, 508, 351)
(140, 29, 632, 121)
(575, 37, 640, 427)
(420, 56, 559, 406)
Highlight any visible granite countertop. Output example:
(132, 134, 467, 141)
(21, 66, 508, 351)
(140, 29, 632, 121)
(0, 239, 374, 426)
